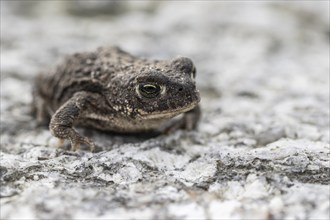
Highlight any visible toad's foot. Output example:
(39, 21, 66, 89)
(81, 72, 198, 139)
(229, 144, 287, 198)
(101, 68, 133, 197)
(49, 92, 99, 152)
(51, 125, 95, 152)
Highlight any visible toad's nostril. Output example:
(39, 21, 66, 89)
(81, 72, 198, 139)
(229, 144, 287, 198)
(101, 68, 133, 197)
(178, 87, 183, 92)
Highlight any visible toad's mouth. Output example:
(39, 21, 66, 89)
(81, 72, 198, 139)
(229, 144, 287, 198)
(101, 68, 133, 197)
(137, 99, 200, 120)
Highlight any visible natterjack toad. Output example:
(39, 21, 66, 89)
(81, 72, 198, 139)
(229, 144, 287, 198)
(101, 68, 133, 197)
(32, 47, 201, 151)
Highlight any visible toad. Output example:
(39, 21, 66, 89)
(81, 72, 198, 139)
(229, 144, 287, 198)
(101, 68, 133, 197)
(32, 47, 200, 151)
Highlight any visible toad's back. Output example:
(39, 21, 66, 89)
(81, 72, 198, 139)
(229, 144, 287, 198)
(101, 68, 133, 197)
(34, 47, 141, 113)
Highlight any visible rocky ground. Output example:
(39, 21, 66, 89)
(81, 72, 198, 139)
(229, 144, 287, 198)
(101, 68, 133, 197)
(1, 1, 329, 219)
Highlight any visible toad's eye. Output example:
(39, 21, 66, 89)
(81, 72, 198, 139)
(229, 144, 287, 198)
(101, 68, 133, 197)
(138, 83, 161, 98)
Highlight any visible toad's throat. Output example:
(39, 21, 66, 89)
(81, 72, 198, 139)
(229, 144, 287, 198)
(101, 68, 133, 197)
(137, 100, 199, 120)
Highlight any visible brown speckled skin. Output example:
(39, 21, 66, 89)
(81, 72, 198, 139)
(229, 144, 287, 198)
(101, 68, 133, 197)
(32, 47, 200, 151)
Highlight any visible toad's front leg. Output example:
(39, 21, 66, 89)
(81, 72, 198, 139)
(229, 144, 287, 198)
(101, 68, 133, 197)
(49, 91, 100, 152)
(164, 105, 201, 133)
(181, 105, 201, 130)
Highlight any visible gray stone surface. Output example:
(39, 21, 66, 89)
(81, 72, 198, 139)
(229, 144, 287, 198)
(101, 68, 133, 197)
(1, 1, 329, 219)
